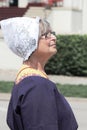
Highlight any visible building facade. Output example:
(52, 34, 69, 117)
(0, 0, 87, 34)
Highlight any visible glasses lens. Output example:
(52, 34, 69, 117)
(41, 31, 56, 38)
(46, 32, 51, 38)
(46, 31, 56, 38)
(51, 31, 56, 36)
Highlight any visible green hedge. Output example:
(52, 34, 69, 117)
(45, 35, 87, 76)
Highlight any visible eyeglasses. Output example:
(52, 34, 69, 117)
(41, 31, 56, 39)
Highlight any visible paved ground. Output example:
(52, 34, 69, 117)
(49, 75, 87, 85)
(0, 100, 9, 130)
(0, 93, 87, 130)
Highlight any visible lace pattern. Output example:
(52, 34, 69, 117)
(0, 17, 40, 61)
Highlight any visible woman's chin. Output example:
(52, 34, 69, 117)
(52, 48, 57, 55)
(49, 49, 57, 58)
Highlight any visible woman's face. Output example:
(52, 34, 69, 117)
(36, 31, 57, 60)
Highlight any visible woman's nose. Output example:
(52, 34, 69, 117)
(51, 34, 57, 40)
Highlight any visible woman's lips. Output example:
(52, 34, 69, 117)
(49, 43, 56, 47)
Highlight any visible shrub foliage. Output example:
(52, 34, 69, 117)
(45, 35, 87, 76)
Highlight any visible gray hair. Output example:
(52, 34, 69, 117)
(39, 19, 51, 38)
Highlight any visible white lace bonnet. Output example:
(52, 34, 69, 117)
(0, 17, 40, 61)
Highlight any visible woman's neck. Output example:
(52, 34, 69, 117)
(23, 56, 46, 72)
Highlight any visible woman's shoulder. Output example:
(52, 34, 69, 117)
(15, 64, 48, 84)
(15, 75, 55, 89)
(14, 76, 56, 92)
(12, 76, 57, 101)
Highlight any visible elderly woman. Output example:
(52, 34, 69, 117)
(0, 17, 78, 130)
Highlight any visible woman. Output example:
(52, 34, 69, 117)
(0, 17, 78, 130)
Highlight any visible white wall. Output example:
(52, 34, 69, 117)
(18, 0, 28, 7)
(49, 9, 72, 34)
(0, 0, 9, 7)
(71, 10, 82, 34)
(82, 0, 87, 34)
(63, 0, 72, 8)
(64, 0, 83, 10)
(72, 0, 82, 10)
(47, 8, 82, 34)
(47, 0, 83, 34)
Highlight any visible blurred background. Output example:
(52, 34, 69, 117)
(0, 1, 87, 130)
(0, 0, 87, 71)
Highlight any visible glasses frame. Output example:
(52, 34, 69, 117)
(41, 31, 56, 39)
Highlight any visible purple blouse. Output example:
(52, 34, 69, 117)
(7, 76, 78, 130)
